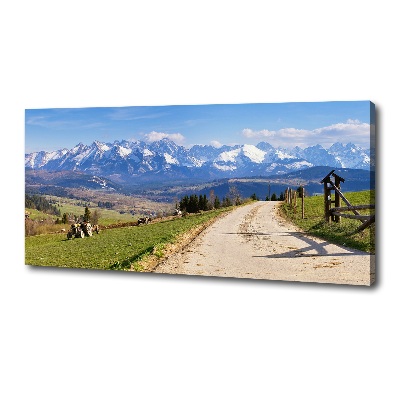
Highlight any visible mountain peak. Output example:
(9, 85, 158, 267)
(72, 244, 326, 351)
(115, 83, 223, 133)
(256, 141, 274, 151)
(92, 140, 110, 152)
(71, 142, 86, 153)
(25, 138, 371, 180)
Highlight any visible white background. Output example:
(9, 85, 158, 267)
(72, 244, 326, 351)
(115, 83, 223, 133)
(1, 1, 398, 399)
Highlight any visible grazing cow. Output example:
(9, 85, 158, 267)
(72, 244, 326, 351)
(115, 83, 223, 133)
(137, 216, 151, 225)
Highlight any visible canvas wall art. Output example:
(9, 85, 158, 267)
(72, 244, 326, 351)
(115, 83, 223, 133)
(25, 101, 376, 285)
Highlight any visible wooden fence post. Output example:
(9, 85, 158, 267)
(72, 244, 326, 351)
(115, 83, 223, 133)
(334, 175, 341, 223)
(324, 181, 330, 223)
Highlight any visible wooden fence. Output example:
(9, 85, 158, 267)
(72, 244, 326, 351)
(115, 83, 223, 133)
(285, 187, 305, 219)
(320, 170, 375, 234)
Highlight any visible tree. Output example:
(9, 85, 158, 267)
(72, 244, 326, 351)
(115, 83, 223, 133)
(83, 207, 91, 222)
(187, 194, 199, 213)
(91, 209, 101, 225)
(179, 195, 189, 212)
(271, 193, 277, 201)
(265, 195, 270, 201)
(198, 194, 208, 211)
(214, 196, 221, 209)
(229, 185, 241, 206)
(279, 192, 285, 201)
(250, 193, 258, 201)
(222, 197, 232, 207)
(25, 194, 61, 216)
(209, 189, 216, 209)
(61, 213, 68, 224)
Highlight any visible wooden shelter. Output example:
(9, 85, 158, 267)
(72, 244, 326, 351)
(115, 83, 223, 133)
(320, 170, 345, 223)
(320, 170, 375, 234)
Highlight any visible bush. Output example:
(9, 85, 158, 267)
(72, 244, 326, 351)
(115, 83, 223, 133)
(25, 218, 38, 236)
(250, 193, 259, 201)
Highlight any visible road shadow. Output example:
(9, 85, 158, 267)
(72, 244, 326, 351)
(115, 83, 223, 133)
(224, 231, 300, 237)
(223, 230, 369, 258)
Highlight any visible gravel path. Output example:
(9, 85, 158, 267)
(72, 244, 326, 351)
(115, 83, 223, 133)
(154, 201, 375, 285)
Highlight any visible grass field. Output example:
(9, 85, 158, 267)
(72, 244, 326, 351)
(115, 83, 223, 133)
(47, 196, 154, 225)
(25, 204, 138, 236)
(25, 208, 54, 221)
(280, 190, 375, 253)
(25, 192, 173, 235)
(57, 203, 137, 225)
(25, 208, 233, 271)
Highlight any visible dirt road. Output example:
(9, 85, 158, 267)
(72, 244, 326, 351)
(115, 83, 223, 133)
(155, 201, 375, 285)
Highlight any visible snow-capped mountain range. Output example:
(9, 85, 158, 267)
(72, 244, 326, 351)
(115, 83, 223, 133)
(25, 138, 372, 183)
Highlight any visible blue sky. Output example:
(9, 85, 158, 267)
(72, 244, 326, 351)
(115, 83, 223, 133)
(25, 101, 373, 153)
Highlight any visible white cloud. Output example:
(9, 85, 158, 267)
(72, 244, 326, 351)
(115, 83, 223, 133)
(278, 128, 311, 138)
(242, 128, 275, 138)
(241, 120, 371, 148)
(313, 122, 370, 146)
(144, 131, 185, 144)
(346, 119, 361, 124)
(314, 121, 369, 134)
(210, 140, 222, 148)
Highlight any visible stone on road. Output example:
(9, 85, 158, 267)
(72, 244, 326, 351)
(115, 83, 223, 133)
(155, 201, 375, 285)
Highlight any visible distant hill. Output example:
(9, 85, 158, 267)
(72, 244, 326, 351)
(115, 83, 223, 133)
(25, 170, 121, 195)
(138, 167, 374, 201)
(267, 165, 373, 182)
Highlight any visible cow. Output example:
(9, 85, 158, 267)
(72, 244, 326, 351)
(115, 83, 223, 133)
(137, 217, 151, 225)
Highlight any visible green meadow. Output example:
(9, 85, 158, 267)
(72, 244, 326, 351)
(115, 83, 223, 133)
(25, 208, 232, 271)
(280, 190, 375, 253)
